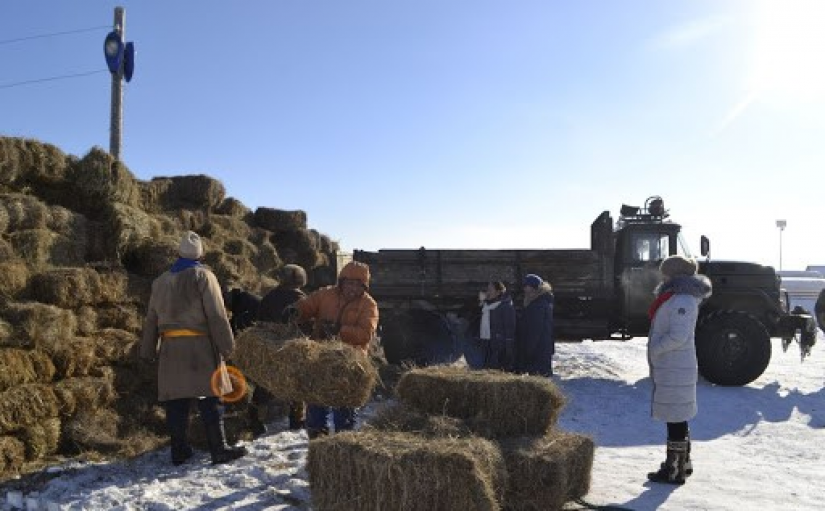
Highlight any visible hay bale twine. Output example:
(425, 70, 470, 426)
(0, 260, 29, 298)
(253, 207, 307, 232)
(66, 147, 141, 216)
(499, 432, 595, 511)
(0, 349, 55, 392)
(8, 228, 85, 267)
(396, 367, 566, 438)
(215, 197, 251, 218)
(0, 436, 26, 476)
(0, 301, 77, 350)
(0, 193, 50, 231)
(307, 430, 506, 511)
(21, 417, 61, 461)
(0, 384, 59, 434)
(232, 324, 378, 407)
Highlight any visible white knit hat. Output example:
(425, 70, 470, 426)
(179, 231, 204, 259)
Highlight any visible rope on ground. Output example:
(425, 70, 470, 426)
(567, 497, 636, 511)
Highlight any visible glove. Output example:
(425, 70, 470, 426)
(320, 320, 340, 339)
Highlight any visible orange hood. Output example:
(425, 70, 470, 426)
(338, 261, 370, 288)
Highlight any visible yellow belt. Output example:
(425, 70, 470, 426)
(161, 329, 207, 338)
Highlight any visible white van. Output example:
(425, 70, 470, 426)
(778, 270, 825, 321)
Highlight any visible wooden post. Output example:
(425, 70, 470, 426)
(109, 6, 125, 160)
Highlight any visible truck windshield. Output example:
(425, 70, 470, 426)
(677, 232, 693, 258)
(630, 232, 670, 262)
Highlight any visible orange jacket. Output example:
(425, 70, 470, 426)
(297, 286, 378, 351)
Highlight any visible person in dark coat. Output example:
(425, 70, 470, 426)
(223, 288, 261, 335)
(252, 264, 309, 434)
(139, 231, 247, 466)
(515, 274, 554, 376)
(815, 288, 825, 335)
(480, 281, 516, 371)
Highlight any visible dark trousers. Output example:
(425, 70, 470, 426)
(667, 421, 689, 441)
(164, 397, 222, 442)
(306, 404, 357, 433)
(484, 339, 514, 371)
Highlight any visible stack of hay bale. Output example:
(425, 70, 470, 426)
(0, 136, 342, 479)
(307, 366, 594, 511)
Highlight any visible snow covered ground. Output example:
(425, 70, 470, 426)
(2, 331, 823, 511)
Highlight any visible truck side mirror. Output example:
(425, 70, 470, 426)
(700, 235, 710, 257)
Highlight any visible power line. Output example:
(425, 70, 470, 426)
(0, 25, 110, 46)
(0, 69, 108, 90)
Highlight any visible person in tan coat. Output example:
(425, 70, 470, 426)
(295, 260, 379, 438)
(139, 231, 247, 466)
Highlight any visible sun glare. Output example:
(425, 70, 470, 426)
(751, 0, 825, 103)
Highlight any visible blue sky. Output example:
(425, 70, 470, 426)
(2, 1, 824, 271)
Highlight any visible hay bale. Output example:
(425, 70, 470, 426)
(307, 431, 506, 511)
(30, 266, 129, 308)
(0, 301, 77, 350)
(203, 214, 252, 240)
(76, 306, 98, 335)
(93, 328, 139, 364)
(0, 238, 15, 259)
(233, 324, 378, 407)
(215, 197, 251, 218)
(272, 229, 323, 270)
(142, 175, 226, 212)
(365, 403, 473, 438)
(8, 228, 85, 267)
(96, 305, 142, 333)
(101, 202, 163, 260)
(0, 138, 69, 197)
(0, 193, 50, 231)
(0, 260, 29, 298)
(0, 384, 59, 434)
(203, 251, 259, 289)
(21, 417, 61, 460)
(66, 147, 141, 216)
(0, 436, 26, 475)
(53, 375, 117, 416)
(122, 236, 179, 276)
(396, 367, 566, 438)
(499, 432, 595, 511)
(253, 207, 307, 232)
(0, 349, 55, 392)
(61, 407, 121, 454)
(50, 337, 98, 378)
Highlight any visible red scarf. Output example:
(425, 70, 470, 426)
(648, 291, 674, 320)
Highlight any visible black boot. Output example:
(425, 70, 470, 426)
(199, 397, 247, 465)
(307, 427, 329, 440)
(648, 441, 688, 485)
(289, 402, 306, 431)
(248, 403, 268, 438)
(165, 399, 194, 466)
(205, 417, 247, 464)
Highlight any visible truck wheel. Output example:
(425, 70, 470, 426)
(695, 310, 771, 386)
(380, 310, 458, 366)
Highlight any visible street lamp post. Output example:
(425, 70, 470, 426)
(776, 219, 787, 270)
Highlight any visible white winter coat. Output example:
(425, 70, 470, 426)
(647, 290, 703, 423)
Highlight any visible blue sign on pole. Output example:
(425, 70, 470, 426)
(103, 31, 124, 75)
(124, 42, 135, 82)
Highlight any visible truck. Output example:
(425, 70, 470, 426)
(353, 197, 817, 386)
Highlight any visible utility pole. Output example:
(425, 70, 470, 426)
(109, 6, 125, 160)
(776, 219, 787, 270)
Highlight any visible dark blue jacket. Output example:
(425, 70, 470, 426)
(516, 287, 554, 376)
(487, 293, 516, 343)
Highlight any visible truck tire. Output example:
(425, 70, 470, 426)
(380, 310, 458, 366)
(695, 310, 771, 386)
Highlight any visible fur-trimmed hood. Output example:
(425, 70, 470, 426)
(524, 282, 553, 307)
(654, 274, 712, 299)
